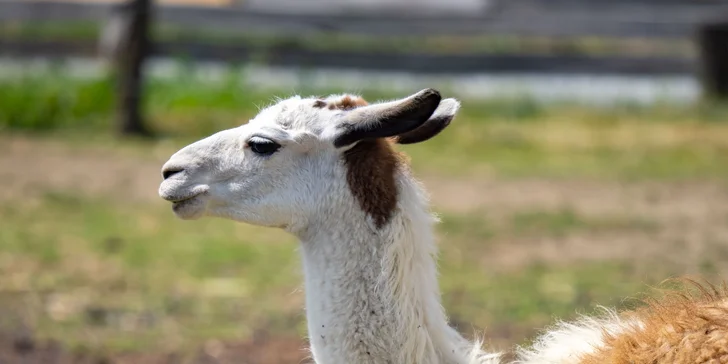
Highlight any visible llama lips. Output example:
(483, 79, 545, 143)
(164, 192, 201, 203)
(159, 184, 210, 220)
(170, 193, 207, 220)
(172, 196, 196, 208)
(159, 184, 210, 203)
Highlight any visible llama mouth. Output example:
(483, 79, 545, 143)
(159, 184, 209, 220)
(170, 193, 208, 220)
(172, 196, 198, 210)
(160, 184, 210, 204)
(167, 193, 202, 204)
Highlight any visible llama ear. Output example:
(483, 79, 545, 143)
(332, 88, 442, 148)
(393, 98, 460, 145)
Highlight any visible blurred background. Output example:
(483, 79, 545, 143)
(2, 0, 728, 362)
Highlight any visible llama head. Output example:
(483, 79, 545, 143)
(158, 88, 460, 231)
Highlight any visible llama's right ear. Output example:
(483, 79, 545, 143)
(394, 98, 460, 145)
(332, 88, 441, 148)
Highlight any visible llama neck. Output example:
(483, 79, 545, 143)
(294, 172, 500, 364)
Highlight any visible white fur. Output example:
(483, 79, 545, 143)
(298, 164, 501, 364)
(159, 91, 501, 364)
(514, 307, 643, 364)
(430, 98, 461, 120)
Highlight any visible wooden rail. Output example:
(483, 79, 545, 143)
(1, 0, 727, 38)
(0, 38, 695, 76)
(3, 0, 727, 81)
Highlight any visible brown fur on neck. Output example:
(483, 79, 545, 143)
(580, 278, 728, 364)
(344, 139, 402, 228)
(322, 95, 403, 228)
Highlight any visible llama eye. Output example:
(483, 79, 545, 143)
(247, 137, 281, 156)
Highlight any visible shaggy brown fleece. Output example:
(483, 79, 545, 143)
(580, 279, 728, 364)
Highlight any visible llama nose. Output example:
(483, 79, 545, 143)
(162, 167, 184, 180)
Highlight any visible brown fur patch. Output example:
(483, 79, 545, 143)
(343, 139, 403, 228)
(324, 95, 402, 228)
(327, 95, 368, 110)
(580, 278, 728, 364)
(313, 100, 327, 108)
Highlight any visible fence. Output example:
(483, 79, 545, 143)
(4, 0, 728, 135)
(2, 0, 728, 76)
(2, 0, 728, 38)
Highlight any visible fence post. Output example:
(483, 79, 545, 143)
(697, 20, 728, 99)
(110, 0, 152, 136)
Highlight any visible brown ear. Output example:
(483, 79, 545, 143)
(394, 98, 459, 144)
(333, 88, 441, 148)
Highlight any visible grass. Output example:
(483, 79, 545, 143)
(0, 190, 302, 355)
(438, 211, 652, 324)
(0, 190, 701, 355)
(441, 261, 649, 329)
(440, 208, 657, 241)
(509, 208, 658, 236)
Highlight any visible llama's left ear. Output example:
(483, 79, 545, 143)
(394, 98, 460, 145)
(332, 88, 441, 148)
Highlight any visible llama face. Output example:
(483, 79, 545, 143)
(158, 88, 459, 230)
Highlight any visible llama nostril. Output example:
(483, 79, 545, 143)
(162, 168, 184, 180)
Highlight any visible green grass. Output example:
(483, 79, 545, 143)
(403, 101, 728, 179)
(440, 208, 657, 241)
(0, 190, 301, 354)
(508, 208, 658, 237)
(0, 73, 114, 131)
(1, 21, 101, 42)
(441, 261, 648, 328)
(0, 190, 695, 354)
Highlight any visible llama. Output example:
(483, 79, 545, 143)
(159, 88, 728, 364)
(159, 88, 502, 364)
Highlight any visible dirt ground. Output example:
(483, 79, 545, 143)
(0, 332, 308, 364)
(2, 135, 728, 363)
